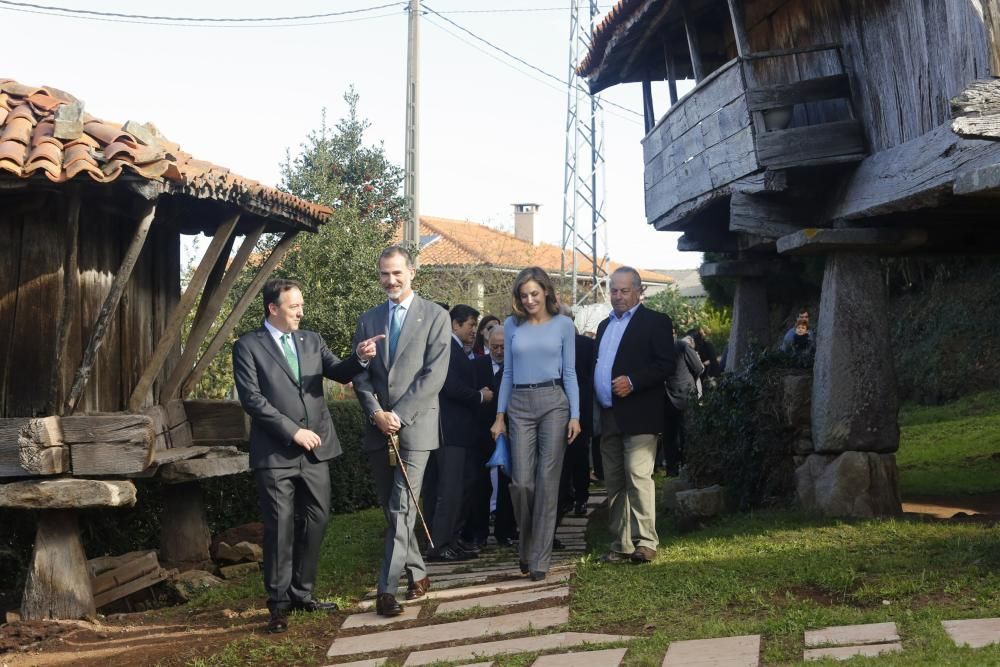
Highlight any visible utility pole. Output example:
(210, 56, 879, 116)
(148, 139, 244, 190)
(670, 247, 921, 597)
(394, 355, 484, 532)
(403, 0, 420, 256)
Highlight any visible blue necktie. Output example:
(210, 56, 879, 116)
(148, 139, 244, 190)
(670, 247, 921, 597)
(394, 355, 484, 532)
(388, 305, 405, 361)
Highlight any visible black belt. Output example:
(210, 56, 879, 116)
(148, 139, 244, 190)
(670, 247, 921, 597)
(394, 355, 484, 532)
(514, 379, 561, 389)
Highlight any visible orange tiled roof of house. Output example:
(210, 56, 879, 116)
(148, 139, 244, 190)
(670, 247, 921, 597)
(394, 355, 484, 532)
(397, 216, 673, 285)
(0, 78, 330, 230)
(577, 0, 642, 76)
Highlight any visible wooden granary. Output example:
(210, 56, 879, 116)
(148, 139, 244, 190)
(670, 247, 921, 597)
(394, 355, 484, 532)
(579, 1, 1000, 517)
(0, 78, 330, 619)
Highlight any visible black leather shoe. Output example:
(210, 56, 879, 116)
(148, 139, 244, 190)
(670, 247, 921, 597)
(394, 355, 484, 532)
(266, 610, 288, 633)
(497, 537, 517, 548)
(519, 561, 530, 574)
(530, 570, 547, 582)
(406, 576, 430, 600)
(375, 593, 403, 617)
(428, 545, 478, 562)
(456, 538, 481, 554)
(573, 501, 587, 516)
(552, 537, 565, 550)
(292, 599, 339, 612)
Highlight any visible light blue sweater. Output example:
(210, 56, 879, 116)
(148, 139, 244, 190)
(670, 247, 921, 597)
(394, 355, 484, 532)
(497, 314, 579, 419)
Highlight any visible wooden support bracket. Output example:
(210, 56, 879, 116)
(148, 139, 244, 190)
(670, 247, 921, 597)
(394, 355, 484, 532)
(776, 228, 928, 256)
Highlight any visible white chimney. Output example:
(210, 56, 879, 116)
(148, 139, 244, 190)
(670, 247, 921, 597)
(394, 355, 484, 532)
(513, 203, 540, 245)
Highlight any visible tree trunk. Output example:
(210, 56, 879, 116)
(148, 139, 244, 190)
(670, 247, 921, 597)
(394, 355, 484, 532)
(21, 510, 96, 620)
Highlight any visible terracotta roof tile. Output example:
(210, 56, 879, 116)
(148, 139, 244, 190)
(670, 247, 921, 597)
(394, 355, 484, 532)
(0, 77, 330, 230)
(576, 0, 643, 77)
(398, 216, 672, 285)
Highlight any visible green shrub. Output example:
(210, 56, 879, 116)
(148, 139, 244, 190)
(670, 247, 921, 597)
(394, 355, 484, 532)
(685, 349, 810, 510)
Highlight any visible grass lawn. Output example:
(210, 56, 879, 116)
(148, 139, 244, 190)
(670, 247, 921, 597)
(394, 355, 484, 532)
(190, 390, 1000, 666)
(896, 390, 1000, 496)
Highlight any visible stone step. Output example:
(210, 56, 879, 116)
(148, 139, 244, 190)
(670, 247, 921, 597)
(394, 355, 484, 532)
(323, 657, 387, 667)
(803, 642, 902, 661)
(326, 606, 569, 657)
(402, 632, 633, 666)
(662, 635, 760, 666)
(355, 573, 572, 610)
(804, 622, 899, 647)
(943, 617, 1000, 648)
(531, 647, 628, 666)
(341, 604, 422, 629)
(560, 517, 589, 526)
(435, 585, 569, 615)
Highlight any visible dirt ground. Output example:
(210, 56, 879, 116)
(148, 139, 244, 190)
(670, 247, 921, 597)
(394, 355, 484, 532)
(2, 494, 999, 666)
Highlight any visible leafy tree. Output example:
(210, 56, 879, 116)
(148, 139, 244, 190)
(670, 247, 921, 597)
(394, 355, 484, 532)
(188, 88, 401, 397)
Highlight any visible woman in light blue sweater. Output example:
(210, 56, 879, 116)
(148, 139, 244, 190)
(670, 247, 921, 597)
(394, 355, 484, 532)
(491, 267, 581, 580)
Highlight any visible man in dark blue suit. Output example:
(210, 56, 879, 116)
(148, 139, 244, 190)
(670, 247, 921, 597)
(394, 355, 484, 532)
(425, 304, 493, 561)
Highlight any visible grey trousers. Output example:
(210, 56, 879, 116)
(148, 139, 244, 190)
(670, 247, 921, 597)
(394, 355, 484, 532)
(507, 385, 568, 573)
(367, 448, 430, 595)
(600, 408, 659, 553)
(254, 458, 331, 612)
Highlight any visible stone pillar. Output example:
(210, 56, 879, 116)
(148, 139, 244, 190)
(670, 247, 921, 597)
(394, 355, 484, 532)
(21, 510, 96, 620)
(726, 276, 769, 372)
(797, 252, 901, 517)
(159, 482, 212, 569)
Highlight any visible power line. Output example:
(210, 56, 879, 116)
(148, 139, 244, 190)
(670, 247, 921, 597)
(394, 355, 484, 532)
(422, 3, 642, 120)
(0, 0, 404, 22)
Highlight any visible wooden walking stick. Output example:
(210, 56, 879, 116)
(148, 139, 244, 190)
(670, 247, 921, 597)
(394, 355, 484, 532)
(387, 432, 434, 550)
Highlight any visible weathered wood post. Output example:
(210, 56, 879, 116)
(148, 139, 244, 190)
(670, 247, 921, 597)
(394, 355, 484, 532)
(0, 479, 138, 620)
(777, 229, 909, 518)
(699, 259, 774, 372)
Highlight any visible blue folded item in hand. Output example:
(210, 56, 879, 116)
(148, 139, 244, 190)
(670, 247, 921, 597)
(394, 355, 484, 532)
(486, 433, 511, 475)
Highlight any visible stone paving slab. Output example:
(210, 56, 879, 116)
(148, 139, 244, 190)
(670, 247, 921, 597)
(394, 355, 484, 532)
(356, 573, 572, 610)
(402, 632, 632, 666)
(662, 635, 760, 666)
(804, 622, 899, 647)
(322, 658, 387, 667)
(328, 606, 570, 657)
(364, 576, 490, 600)
(560, 517, 589, 526)
(435, 586, 569, 615)
(943, 617, 1000, 648)
(341, 604, 422, 629)
(531, 647, 628, 666)
(803, 642, 902, 661)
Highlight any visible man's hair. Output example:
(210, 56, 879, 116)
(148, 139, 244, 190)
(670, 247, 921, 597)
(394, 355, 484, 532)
(510, 266, 560, 323)
(379, 245, 414, 269)
(488, 326, 505, 343)
(262, 278, 301, 318)
(611, 266, 642, 290)
(450, 304, 480, 325)
(686, 328, 704, 343)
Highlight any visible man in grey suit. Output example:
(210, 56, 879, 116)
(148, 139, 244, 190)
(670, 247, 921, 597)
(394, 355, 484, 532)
(233, 278, 383, 634)
(353, 246, 451, 616)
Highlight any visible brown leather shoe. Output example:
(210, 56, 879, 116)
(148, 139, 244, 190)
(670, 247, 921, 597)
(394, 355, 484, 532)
(406, 576, 430, 600)
(630, 546, 656, 563)
(375, 593, 403, 617)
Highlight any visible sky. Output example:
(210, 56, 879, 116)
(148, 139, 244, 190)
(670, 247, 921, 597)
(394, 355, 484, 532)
(1, 0, 700, 273)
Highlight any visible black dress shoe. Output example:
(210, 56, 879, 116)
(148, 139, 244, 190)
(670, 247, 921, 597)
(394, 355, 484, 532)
(292, 599, 339, 612)
(552, 537, 565, 550)
(266, 610, 288, 633)
(519, 561, 530, 574)
(530, 570, 547, 581)
(573, 501, 587, 516)
(375, 593, 403, 617)
(406, 576, 430, 600)
(497, 537, 517, 548)
(456, 538, 481, 554)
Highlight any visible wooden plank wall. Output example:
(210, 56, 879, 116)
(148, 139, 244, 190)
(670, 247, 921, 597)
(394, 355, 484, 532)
(0, 194, 180, 417)
(642, 60, 757, 225)
(744, 0, 991, 153)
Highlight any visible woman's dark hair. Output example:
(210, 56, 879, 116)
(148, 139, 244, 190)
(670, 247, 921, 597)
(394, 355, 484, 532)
(262, 278, 302, 318)
(474, 314, 501, 353)
(510, 266, 559, 324)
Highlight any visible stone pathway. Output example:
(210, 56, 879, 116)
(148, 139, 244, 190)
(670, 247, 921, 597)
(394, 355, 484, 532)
(942, 617, 1000, 649)
(802, 621, 901, 662)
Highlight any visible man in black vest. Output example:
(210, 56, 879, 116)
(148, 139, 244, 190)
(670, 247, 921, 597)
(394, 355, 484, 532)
(233, 278, 382, 633)
(594, 267, 675, 564)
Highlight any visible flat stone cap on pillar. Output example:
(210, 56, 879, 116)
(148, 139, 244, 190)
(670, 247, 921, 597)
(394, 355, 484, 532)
(156, 446, 249, 484)
(0, 479, 137, 509)
(777, 228, 927, 255)
(699, 260, 781, 278)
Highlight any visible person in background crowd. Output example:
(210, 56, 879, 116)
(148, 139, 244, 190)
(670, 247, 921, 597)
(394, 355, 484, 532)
(425, 305, 493, 562)
(662, 331, 705, 476)
(557, 304, 595, 518)
(595, 267, 674, 565)
(781, 310, 811, 350)
(352, 246, 451, 617)
(473, 314, 501, 357)
(690, 327, 722, 381)
(492, 267, 580, 581)
(781, 315, 814, 354)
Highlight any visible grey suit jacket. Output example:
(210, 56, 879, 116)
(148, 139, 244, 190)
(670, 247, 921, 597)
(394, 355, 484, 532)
(233, 326, 363, 469)
(352, 295, 451, 452)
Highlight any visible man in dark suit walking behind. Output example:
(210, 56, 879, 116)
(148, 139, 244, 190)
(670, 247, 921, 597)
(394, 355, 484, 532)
(233, 278, 383, 633)
(352, 246, 451, 616)
(594, 267, 675, 564)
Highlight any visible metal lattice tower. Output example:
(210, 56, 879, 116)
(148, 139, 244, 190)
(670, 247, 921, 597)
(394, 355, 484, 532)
(561, 0, 608, 306)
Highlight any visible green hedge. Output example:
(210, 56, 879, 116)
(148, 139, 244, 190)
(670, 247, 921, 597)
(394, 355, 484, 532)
(0, 399, 377, 605)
